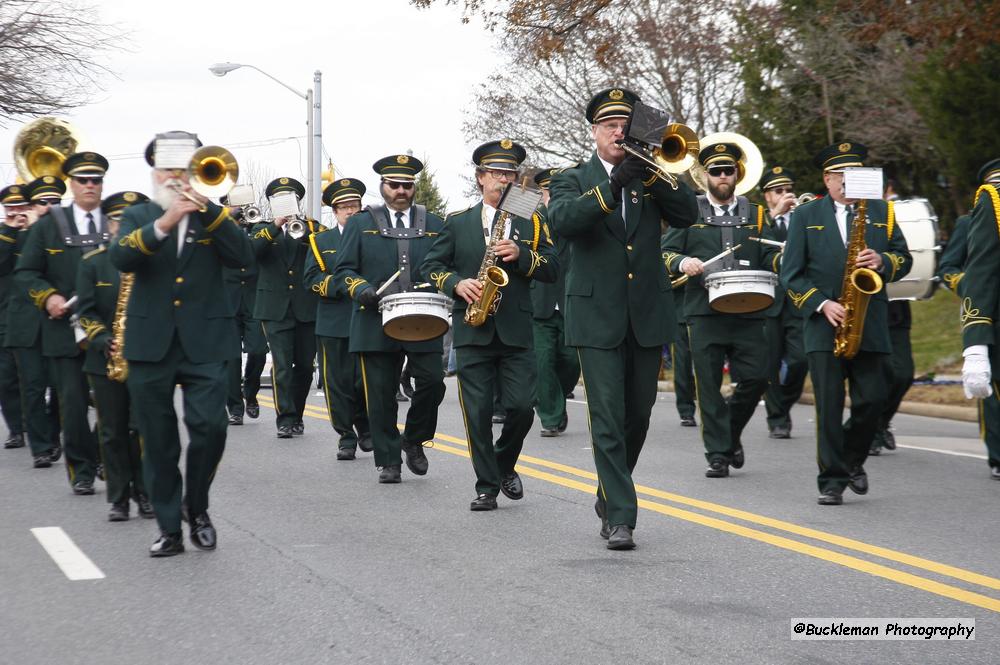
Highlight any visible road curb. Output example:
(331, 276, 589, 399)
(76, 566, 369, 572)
(656, 381, 978, 422)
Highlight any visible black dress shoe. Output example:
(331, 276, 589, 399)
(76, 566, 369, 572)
(731, 445, 745, 469)
(108, 500, 129, 522)
(3, 432, 25, 449)
(189, 513, 217, 551)
(491, 413, 505, 424)
(680, 416, 697, 427)
(336, 448, 356, 461)
(402, 442, 428, 476)
(378, 464, 402, 484)
(72, 479, 95, 495)
(135, 493, 155, 519)
(469, 493, 498, 511)
(705, 459, 729, 478)
(557, 413, 568, 433)
(991, 466, 1000, 480)
(277, 425, 294, 439)
(47, 444, 62, 462)
(540, 426, 559, 438)
(291, 421, 304, 436)
(607, 525, 636, 550)
(499, 471, 524, 500)
(769, 425, 791, 439)
(228, 413, 243, 426)
(357, 433, 373, 452)
(848, 466, 869, 495)
(245, 401, 260, 419)
(595, 498, 610, 539)
(817, 491, 843, 506)
(149, 532, 185, 557)
(882, 428, 896, 450)
(565, 391, 575, 399)
(33, 455, 52, 469)
(396, 389, 409, 402)
(868, 445, 882, 456)
(96, 464, 105, 481)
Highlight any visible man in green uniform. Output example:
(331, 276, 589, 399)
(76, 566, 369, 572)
(220, 192, 267, 425)
(422, 140, 558, 509)
(1, 182, 62, 467)
(109, 131, 253, 556)
(957, 158, 1000, 480)
(0, 185, 28, 450)
(662, 143, 781, 478)
(251, 177, 324, 438)
(547, 88, 698, 549)
(333, 154, 446, 484)
(759, 167, 809, 439)
(781, 141, 912, 505)
(16, 153, 109, 494)
(76, 191, 154, 521)
(662, 254, 696, 428)
(303, 178, 371, 460)
(529, 167, 579, 437)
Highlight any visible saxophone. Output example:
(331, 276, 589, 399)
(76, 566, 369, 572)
(107, 272, 134, 382)
(833, 200, 883, 359)
(464, 208, 511, 327)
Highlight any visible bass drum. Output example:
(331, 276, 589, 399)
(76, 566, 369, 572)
(885, 198, 939, 301)
(379, 292, 451, 342)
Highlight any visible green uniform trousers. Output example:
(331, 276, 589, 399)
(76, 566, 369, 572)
(0, 347, 23, 437)
(763, 311, 809, 431)
(978, 394, 1000, 468)
(262, 319, 316, 428)
(318, 335, 369, 450)
(532, 312, 580, 429)
(226, 352, 267, 417)
(688, 315, 769, 462)
(88, 373, 144, 504)
(878, 326, 914, 432)
(577, 328, 661, 529)
(127, 335, 228, 535)
(51, 355, 98, 485)
(359, 351, 445, 468)
(808, 350, 889, 494)
(12, 347, 59, 456)
(456, 341, 536, 496)
(671, 321, 695, 420)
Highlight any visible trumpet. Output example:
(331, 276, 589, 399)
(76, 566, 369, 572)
(792, 192, 817, 208)
(243, 204, 261, 224)
(168, 145, 240, 213)
(617, 101, 699, 191)
(286, 216, 308, 239)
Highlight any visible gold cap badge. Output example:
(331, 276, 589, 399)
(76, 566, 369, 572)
(10, 186, 19, 193)
(84, 152, 95, 160)
(340, 179, 350, 186)
(715, 144, 726, 153)
(397, 155, 409, 165)
(839, 142, 851, 153)
(500, 139, 513, 150)
(772, 167, 782, 174)
(609, 89, 624, 101)
(43, 176, 55, 183)
(124, 192, 137, 202)
(279, 177, 289, 185)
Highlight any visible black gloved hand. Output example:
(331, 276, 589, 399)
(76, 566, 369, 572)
(609, 154, 649, 201)
(358, 287, 381, 309)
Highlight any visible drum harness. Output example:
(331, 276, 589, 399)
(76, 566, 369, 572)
(365, 203, 428, 294)
(696, 194, 752, 284)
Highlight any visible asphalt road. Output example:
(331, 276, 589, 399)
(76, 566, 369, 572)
(1, 378, 997, 664)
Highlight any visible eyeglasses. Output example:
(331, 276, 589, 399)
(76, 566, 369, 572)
(484, 168, 518, 180)
(334, 203, 362, 212)
(707, 166, 736, 177)
(769, 186, 793, 195)
(72, 176, 104, 185)
(595, 121, 628, 134)
(383, 181, 414, 190)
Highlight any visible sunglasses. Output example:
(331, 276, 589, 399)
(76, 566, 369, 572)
(707, 166, 736, 177)
(73, 176, 104, 185)
(769, 186, 793, 195)
(36, 199, 61, 206)
(383, 181, 414, 191)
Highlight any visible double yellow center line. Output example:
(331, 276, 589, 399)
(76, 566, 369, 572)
(258, 396, 1000, 613)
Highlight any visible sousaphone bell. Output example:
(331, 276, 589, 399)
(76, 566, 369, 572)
(688, 131, 764, 196)
(13, 117, 87, 182)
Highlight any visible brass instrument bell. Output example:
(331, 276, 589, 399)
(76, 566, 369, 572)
(13, 117, 86, 182)
(688, 131, 764, 196)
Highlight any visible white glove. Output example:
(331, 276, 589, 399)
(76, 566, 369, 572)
(962, 345, 993, 399)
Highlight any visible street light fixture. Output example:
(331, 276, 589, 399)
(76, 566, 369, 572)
(208, 62, 323, 220)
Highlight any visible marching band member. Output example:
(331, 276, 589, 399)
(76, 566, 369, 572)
(422, 140, 558, 510)
(16, 152, 109, 495)
(662, 143, 780, 478)
(109, 131, 253, 556)
(251, 178, 324, 438)
(958, 158, 1000, 480)
(303, 178, 372, 460)
(76, 191, 154, 521)
(333, 155, 446, 484)
(780, 141, 912, 505)
(0, 185, 29, 452)
(759, 167, 809, 439)
(547, 88, 698, 549)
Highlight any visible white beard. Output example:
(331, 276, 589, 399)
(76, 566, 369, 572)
(152, 174, 180, 210)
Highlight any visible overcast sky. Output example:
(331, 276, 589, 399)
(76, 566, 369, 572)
(0, 0, 531, 221)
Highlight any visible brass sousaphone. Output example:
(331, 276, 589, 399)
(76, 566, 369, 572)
(688, 131, 764, 195)
(13, 117, 87, 182)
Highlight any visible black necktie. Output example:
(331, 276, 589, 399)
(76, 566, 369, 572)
(86, 212, 96, 234)
(394, 211, 404, 229)
(778, 215, 786, 232)
(723, 205, 732, 217)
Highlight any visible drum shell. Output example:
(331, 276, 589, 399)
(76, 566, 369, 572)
(884, 198, 939, 301)
(378, 292, 452, 342)
(704, 269, 778, 314)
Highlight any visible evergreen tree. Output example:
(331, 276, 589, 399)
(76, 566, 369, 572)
(414, 161, 448, 217)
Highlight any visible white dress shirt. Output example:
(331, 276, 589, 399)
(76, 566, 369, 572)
(481, 202, 511, 240)
(72, 203, 101, 235)
(153, 214, 190, 258)
(388, 207, 410, 229)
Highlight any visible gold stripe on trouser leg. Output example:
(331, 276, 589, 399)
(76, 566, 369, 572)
(576, 348, 606, 503)
(687, 324, 706, 439)
(455, 376, 475, 461)
(359, 354, 371, 418)
(321, 343, 337, 428)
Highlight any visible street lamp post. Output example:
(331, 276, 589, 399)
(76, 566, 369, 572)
(209, 62, 323, 221)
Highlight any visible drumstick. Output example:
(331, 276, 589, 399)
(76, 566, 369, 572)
(376, 270, 402, 296)
(670, 244, 742, 288)
(748, 236, 786, 249)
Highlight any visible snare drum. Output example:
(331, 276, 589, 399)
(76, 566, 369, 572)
(378, 292, 451, 342)
(704, 270, 778, 314)
(884, 198, 939, 301)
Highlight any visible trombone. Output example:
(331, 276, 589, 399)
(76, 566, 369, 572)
(616, 100, 699, 190)
(168, 145, 240, 213)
